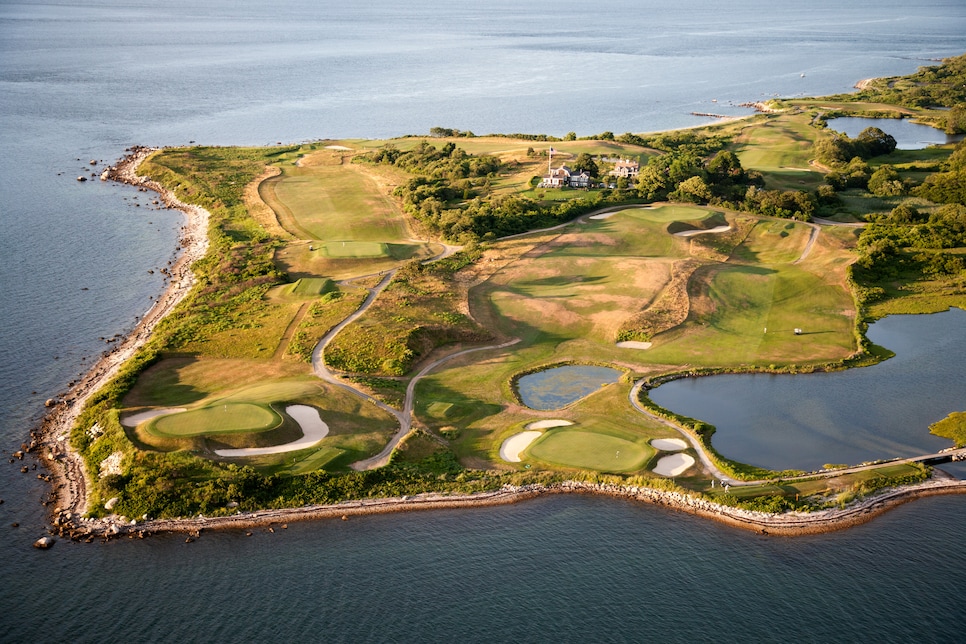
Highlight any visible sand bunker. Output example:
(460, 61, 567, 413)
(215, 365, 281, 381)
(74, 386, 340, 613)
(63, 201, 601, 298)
(215, 405, 329, 457)
(120, 408, 186, 427)
(674, 225, 731, 238)
(653, 453, 695, 476)
(650, 438, 688, 451)
(589, 212, 617, 220)
(616, 341, 652, 350)
(500, 430, 543, 462)
(324, 145, 352, 151)
(525, 419, 573, 430)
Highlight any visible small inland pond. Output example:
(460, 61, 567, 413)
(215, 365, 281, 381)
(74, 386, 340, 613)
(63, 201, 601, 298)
(826, 116, 960, 149)
(648, 309, 966, 472)
(517, 364, 622, 410)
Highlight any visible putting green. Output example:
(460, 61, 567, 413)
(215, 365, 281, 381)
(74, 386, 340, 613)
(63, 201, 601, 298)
(321, 241, 389, 258)
(527, 429, 649, 472)
(151, 403, 282, 437)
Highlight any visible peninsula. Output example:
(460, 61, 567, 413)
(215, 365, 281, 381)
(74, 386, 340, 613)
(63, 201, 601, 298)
(31, 54, 966, 543)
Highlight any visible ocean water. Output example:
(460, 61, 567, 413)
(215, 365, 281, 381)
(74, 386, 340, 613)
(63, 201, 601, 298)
(1, 1, 965, 640)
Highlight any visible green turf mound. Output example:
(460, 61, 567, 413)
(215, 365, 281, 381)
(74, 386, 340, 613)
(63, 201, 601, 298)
(320, 241, 390, 258)
(527, 429, 650, 472)
(150, 402, 282, 437)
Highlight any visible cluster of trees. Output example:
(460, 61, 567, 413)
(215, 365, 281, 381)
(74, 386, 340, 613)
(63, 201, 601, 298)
(815, 126, 897, 165)
(915, 139, 966, 204)
(635, 148, 814, 219)
(366, 141, 500, 182)
(365, 141, 635, 241)
(853, 202, 966, 282)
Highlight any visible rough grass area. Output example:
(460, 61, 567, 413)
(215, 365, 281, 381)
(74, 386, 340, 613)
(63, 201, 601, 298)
(325, 260, 491, 376)
(285, 289, 368, 362)
(930, 411, 966, 447)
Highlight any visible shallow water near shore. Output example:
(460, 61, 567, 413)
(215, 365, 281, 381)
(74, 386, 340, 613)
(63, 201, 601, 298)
(2, 0, 966, 640)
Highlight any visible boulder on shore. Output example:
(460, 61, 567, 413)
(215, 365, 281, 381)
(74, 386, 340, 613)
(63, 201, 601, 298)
(33, 536, 55, 549)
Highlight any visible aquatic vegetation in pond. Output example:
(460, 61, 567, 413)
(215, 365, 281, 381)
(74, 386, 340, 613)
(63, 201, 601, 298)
(517, 365, 621, 410)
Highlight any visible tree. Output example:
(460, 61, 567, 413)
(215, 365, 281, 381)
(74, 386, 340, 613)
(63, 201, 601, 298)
(670, 176, 712, 203)
(856, 127, 897, 157)
(946, 105, 966, 134)
(564, 131, 577, 141)
(868, 165, 904, 196)
(707, 150, 745, 181)
(572, 153, 599, 177)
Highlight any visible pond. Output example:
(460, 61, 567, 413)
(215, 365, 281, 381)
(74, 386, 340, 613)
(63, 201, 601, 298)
(648, 308, 966, 472)
(826, 116, 960, 150)
(517, 364, 622, 410)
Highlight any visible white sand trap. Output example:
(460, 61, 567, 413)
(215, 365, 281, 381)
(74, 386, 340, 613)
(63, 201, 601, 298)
(616, 341, 652, 350)
(324, 145, 352, 150)
(653, 453, 695, 476)
(650, 438, 688, 451)
(500, 430, 543, 462)
(525, 419, 573, 430)
(215, 405, 329, 457)
(589, 212, 617, 220)
(120, 408, 186, 427)
(674, 225, 731, 238)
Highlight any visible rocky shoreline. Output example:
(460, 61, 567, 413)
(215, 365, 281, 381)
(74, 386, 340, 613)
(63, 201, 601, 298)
(46, 476, 966, 544)
(29, 146, 210, 530)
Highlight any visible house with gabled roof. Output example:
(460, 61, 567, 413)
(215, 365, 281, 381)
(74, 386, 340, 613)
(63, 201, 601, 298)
(609, 158, 639, 178)
(538, 165, 593, 189)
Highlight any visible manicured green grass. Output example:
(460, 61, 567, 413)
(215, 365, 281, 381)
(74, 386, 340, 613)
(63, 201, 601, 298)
(262, 161, 408, 242)
(151, 402, 281, 437)
(291, 277, 334, 296)
(527, 428, 650, 472)
(732, 114, 825, 190)
(731, 220, 811, 265)
(319, 240, 389, 258)
(272, 447, 346, 475)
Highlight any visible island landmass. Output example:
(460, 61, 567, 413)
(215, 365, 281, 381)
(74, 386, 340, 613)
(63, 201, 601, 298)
(28, 54, 966, 544)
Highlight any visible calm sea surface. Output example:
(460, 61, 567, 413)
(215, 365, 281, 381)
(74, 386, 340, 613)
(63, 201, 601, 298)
(2, 1, 965, 640)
